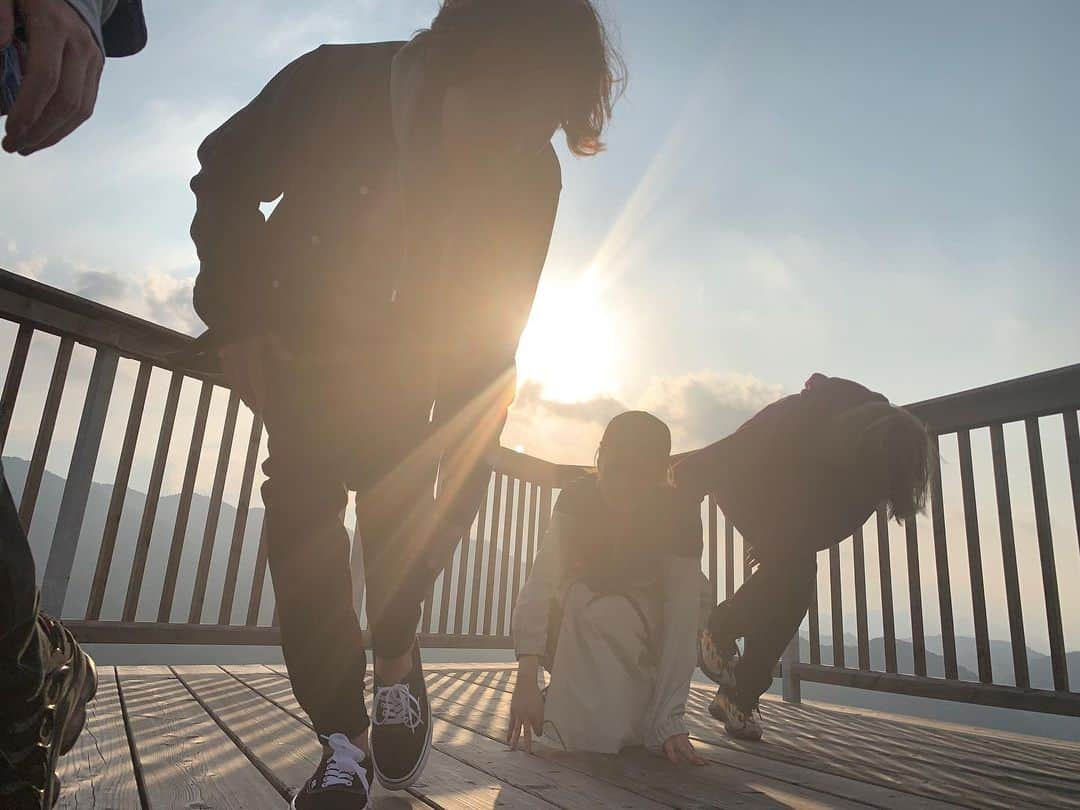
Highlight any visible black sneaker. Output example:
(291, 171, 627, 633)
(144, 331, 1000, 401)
(370, 640, 431, 790)
(708, 687, 763, 742)
(291, 733, 372, 810)
(0, 613, 98, 809)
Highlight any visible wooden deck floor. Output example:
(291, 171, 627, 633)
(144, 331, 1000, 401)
(59, 663, 1079, 809)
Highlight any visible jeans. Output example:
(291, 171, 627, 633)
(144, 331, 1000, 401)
(709, 551, 816, 707)
(260, 353, 497, 737)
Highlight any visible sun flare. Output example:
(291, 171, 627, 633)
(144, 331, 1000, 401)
(515, 268, 621, 403)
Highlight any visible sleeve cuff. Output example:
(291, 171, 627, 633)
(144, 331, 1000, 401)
(63, 0, 106, 53)
(650, 713, 688, 749)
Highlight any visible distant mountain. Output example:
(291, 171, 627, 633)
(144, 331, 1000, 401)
(4, 456, 269, 625)
(924, 634, 1080, 691)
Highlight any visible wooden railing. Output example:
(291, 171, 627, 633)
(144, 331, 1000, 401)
(1, 268, 1077, 716)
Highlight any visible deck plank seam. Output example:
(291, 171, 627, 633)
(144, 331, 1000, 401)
(113, 666, 153, 810)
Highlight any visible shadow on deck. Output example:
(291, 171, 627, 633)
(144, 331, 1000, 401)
(61, 663, 1079, 809)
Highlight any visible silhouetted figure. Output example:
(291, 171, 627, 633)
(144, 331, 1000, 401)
(1, 3, 146, 806)
(509, 411, 708, 764)
(184, 2, 623, 806)
(674, 373, 932, 741)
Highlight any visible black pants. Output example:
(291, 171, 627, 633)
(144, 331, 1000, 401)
(261, 355, 497, 738)
(0, 465, 47, 708)
(709, 551, 816, 707)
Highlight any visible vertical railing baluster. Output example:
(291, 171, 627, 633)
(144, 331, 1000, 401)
(421, 567, 437, 635)
(957, 429, 992, 683)
(0, 323, 33, 453)
(188, 390, 240, 623)
(876, 507, 897, 673)
(828, 543, 844, 668)
(508, 478, 528, 630)
(19, 337, 73, 530)
(157, 381, 213, 622)
(480, 473, 504, 636)
(218, 415, 263, 625)
(41, 348, 119, 616)
(929, 435, 958, 680)
(246, 522, 269, 626)
(808, 574, 821, 665)
(524, 481, 539, 579)
(1062, 410, 1080, 558)
(453, 526, 472, 636)
(438, 539, 455, 635)
(468, 480, 490, 635)
(905, 518, 927, 677)
(989, 423, 1029, 688)
(852, 526, 869, 671)
(87, 361, 151, 620)
(123, 371, 182, 621)
(707, 494, 718, 604)
(1025, 417, 1069, 691)
(724, 515, 734, 600)
(494, 477, 516, 637)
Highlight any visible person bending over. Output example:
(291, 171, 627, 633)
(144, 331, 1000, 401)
(674, 373, 932, 741)
(509, 411, 709, 765)
(182, 1, 623, 807)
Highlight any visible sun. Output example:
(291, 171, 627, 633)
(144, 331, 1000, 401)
(515, 267, 621, 403)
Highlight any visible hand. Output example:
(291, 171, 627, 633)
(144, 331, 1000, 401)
(1, 0, 105, 155)
(506, 668, 544, 753)
(662, 733, 706, 767)
(218, 335, 283, 414)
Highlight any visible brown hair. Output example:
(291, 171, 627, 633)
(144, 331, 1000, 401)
(427, 0, 626, 156)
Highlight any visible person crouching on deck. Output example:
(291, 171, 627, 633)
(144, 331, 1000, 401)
(508, 411, 710, 765)
(674, 373, 933, 741)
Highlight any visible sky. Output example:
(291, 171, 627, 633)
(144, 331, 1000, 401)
(2, 2, 1079, 647)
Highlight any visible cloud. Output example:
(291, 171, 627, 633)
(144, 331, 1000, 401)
(506, 370, 786, 460)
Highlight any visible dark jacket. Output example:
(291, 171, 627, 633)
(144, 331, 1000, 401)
(187, 38, 561, 436)
(673, 374, 888, 558)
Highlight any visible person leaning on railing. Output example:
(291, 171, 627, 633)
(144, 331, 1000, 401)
(509, 411, 711, 766)
(675, 373, 933, 741)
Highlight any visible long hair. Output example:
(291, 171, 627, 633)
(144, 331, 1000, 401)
(426, 0, 626, 156)
(856, 404, 934, 523)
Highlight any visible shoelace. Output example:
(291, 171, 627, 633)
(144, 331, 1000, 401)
(373, 683, 423, 731)
(317, 733, 370, 791)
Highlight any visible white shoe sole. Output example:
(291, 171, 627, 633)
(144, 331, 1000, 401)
(372, 713, 433, 791)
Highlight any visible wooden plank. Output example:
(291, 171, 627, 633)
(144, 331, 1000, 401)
(86, 361, 151, 620)
(851, 526, 869, 671)
(189, 389, 241, 623)
(1024, 417, 1069, 691)
(828, 544, 844, 668)
(425, 673, 899, 810)
(225, 667, 554, 809)
(493, 476, 516, 637)
(123, 371, 183, 621)
(904, 518, 927, 677)
(989, 423, 1029, 688)
(219, 415, 264, 624)
(157, 379, 213, 622)
(468, 481, 490, 635)
(507, 478, 528, 629)
(118, 671, 285, 808)
(928, 435, 958, 680)
(481, 473, 504, 636)
(41, 347, 119, 615)
(246, 522, 270, 626)
(875, 507, 898, 674)
(0, 322, 32, 452)
(19, 336, 73, 530)
(56, 667, 140, 809)
(1064, 410, 1080, 558)
(957, 429, 992, 683)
